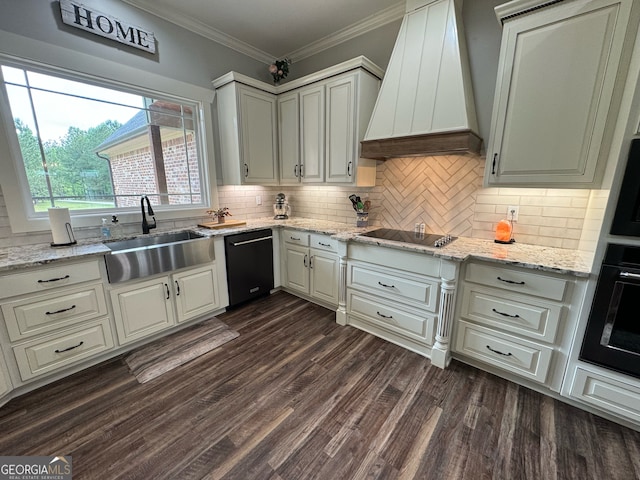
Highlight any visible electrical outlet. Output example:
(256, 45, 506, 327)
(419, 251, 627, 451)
(414, 223, 420, 233)
(256, 195, 262, 205)
(508, 205, 519, 222)
(420, 223, 426, 234)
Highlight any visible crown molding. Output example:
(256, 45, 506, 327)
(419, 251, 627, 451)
(120, 0, 274, 63)
(122, 0, 405, 64)
(283, 2, 405, 61)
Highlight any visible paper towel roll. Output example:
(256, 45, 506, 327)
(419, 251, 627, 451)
(48, 207, 77, 246)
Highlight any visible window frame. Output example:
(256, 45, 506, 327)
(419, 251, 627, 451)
(0, 48, 217, 234)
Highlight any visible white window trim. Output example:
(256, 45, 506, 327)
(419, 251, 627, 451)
(0, 29, 217, 233)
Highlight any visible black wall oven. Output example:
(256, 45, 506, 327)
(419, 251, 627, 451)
(580, 244, 640, 378)
(611, 139, 640, 236)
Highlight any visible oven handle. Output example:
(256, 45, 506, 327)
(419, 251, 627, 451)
(619, 271, 640, 280)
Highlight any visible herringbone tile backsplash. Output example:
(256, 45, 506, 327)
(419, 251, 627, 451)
(217, 154, 596, 250)
(0, 155, 600, 251)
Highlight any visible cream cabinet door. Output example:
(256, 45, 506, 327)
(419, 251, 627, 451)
(278, 91, 300, 183)
(110, 276, 176, 345)
(173, 264, 219, 323)
(486, 0, 632, 187)
(299, 84, 325, 182)
(0, 358, 11, 401)
(310, 249, 339, 305)
(285, 244, 310, 295)
(238, 85, 279, 184)
(325, 74, 356, 183)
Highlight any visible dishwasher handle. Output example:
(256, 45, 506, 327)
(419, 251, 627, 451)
(231, 235, 273, 247)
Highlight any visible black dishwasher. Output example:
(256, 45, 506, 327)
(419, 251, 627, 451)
(224, 229, 274, 307)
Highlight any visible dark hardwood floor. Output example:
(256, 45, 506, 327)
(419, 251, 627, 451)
(1, 291, 639, 479)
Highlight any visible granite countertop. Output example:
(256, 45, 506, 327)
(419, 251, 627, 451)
(0, 218, 592, 277)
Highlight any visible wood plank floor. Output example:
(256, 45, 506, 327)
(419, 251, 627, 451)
(1, 291, 639, 479)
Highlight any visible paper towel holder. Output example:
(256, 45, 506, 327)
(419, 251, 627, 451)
(51, 222, 77, 247)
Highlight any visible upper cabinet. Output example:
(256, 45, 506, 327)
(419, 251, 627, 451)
(485, 0, 638, 188)
(215, 81, 279, 185)
(213, 57, 383, 187)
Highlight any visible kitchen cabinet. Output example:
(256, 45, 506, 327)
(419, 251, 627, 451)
(214, 58, 382, 187)
(110, 276, 176, 345)
(0, 355, 11, 404)
(173, 264, 219, 323)
(453, 261, 586, 392)
(282, 230, 339, 306)
(110, 263, 220, 344)
(346, 243, 445, 358)
(299, 84, 325, 183)
(278, 90, 300, 183)
(567, 366, 640, 425)
(215, 81, 279, 185)
(0, 259, 114, 382)
(485, 0, 637, 188)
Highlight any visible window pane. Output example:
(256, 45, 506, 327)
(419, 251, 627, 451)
(1, 66, 204, 213)
(1, 66, 26, 86)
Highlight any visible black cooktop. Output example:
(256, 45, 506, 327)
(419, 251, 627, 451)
(361, 228, 456, 248)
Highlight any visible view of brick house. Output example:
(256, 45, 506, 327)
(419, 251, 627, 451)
(96, 102, 201, 208)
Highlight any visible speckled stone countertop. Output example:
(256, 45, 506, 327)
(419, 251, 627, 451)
(0, 218, 591, 276)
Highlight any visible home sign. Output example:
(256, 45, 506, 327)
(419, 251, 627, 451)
(60, 0, 156, 54)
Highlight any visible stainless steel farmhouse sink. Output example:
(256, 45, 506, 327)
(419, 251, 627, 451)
(104, 231, 215, 283)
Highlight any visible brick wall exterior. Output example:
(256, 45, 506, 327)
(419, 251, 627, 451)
(110, 132, 200, 207)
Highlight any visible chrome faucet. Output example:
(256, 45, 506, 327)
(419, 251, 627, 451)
(141, 195, 156, 234)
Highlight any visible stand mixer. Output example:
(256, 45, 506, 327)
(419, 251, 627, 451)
(273, 193, 290, 219)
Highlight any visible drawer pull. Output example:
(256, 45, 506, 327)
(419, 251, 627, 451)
(497, 276, 525, 285)
(486, 345, 513, 357)
(318, 242, 331, 247)
(377, 281, 395, 289)
(290, 236, 301, 241)
(377, 311, 393, 319)
(492, 308, 520, 319)
(45, 305, 77, 315)
(37, 274, 70, 284)
(55, 341, 84, 354)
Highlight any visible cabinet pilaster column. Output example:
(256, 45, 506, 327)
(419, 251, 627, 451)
(431, 260, 459, 368)
(336, 240, 348, 325)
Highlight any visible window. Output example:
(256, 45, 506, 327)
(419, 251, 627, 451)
(1, 64, 205, 214)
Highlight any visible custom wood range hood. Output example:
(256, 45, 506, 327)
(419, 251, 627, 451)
(361, 0, 482, 159)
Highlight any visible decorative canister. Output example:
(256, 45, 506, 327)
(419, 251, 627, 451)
(356, 212, 369, 227)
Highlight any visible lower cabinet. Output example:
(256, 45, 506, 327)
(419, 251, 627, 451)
(110, 276, 176, 345)
(453, 261, 585, 392)
(346, 243, 442, 356)
(0, 353, 12, 404)
(282, 230, 339, 306)
(567, 365, 640, 425)
(110, 263, 219, 345)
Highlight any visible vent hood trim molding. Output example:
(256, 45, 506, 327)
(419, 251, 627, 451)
(361, 129, 482, 159)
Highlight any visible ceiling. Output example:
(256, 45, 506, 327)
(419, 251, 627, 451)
(121, 0, 405, 63)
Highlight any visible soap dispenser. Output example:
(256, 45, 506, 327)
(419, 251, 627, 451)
(110, 215, 123, 239)
(101, 218, 111, 239)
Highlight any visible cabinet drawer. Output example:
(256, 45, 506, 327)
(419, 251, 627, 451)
(455, 320, 553, 384)
(570, 367, 640, 424)
(349, 243, 441, 277)
(348, 262, 438, 312)
(0, 260, 102, 299)
(13, 318, 114, 381)
(465, 263, 567, 301)
(2, 283, 108, 341)
(283, 229, 309, 246)
(460, 285, 562, 343)
(310, 234, 338, 253)
(348, 290, 435, 343)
